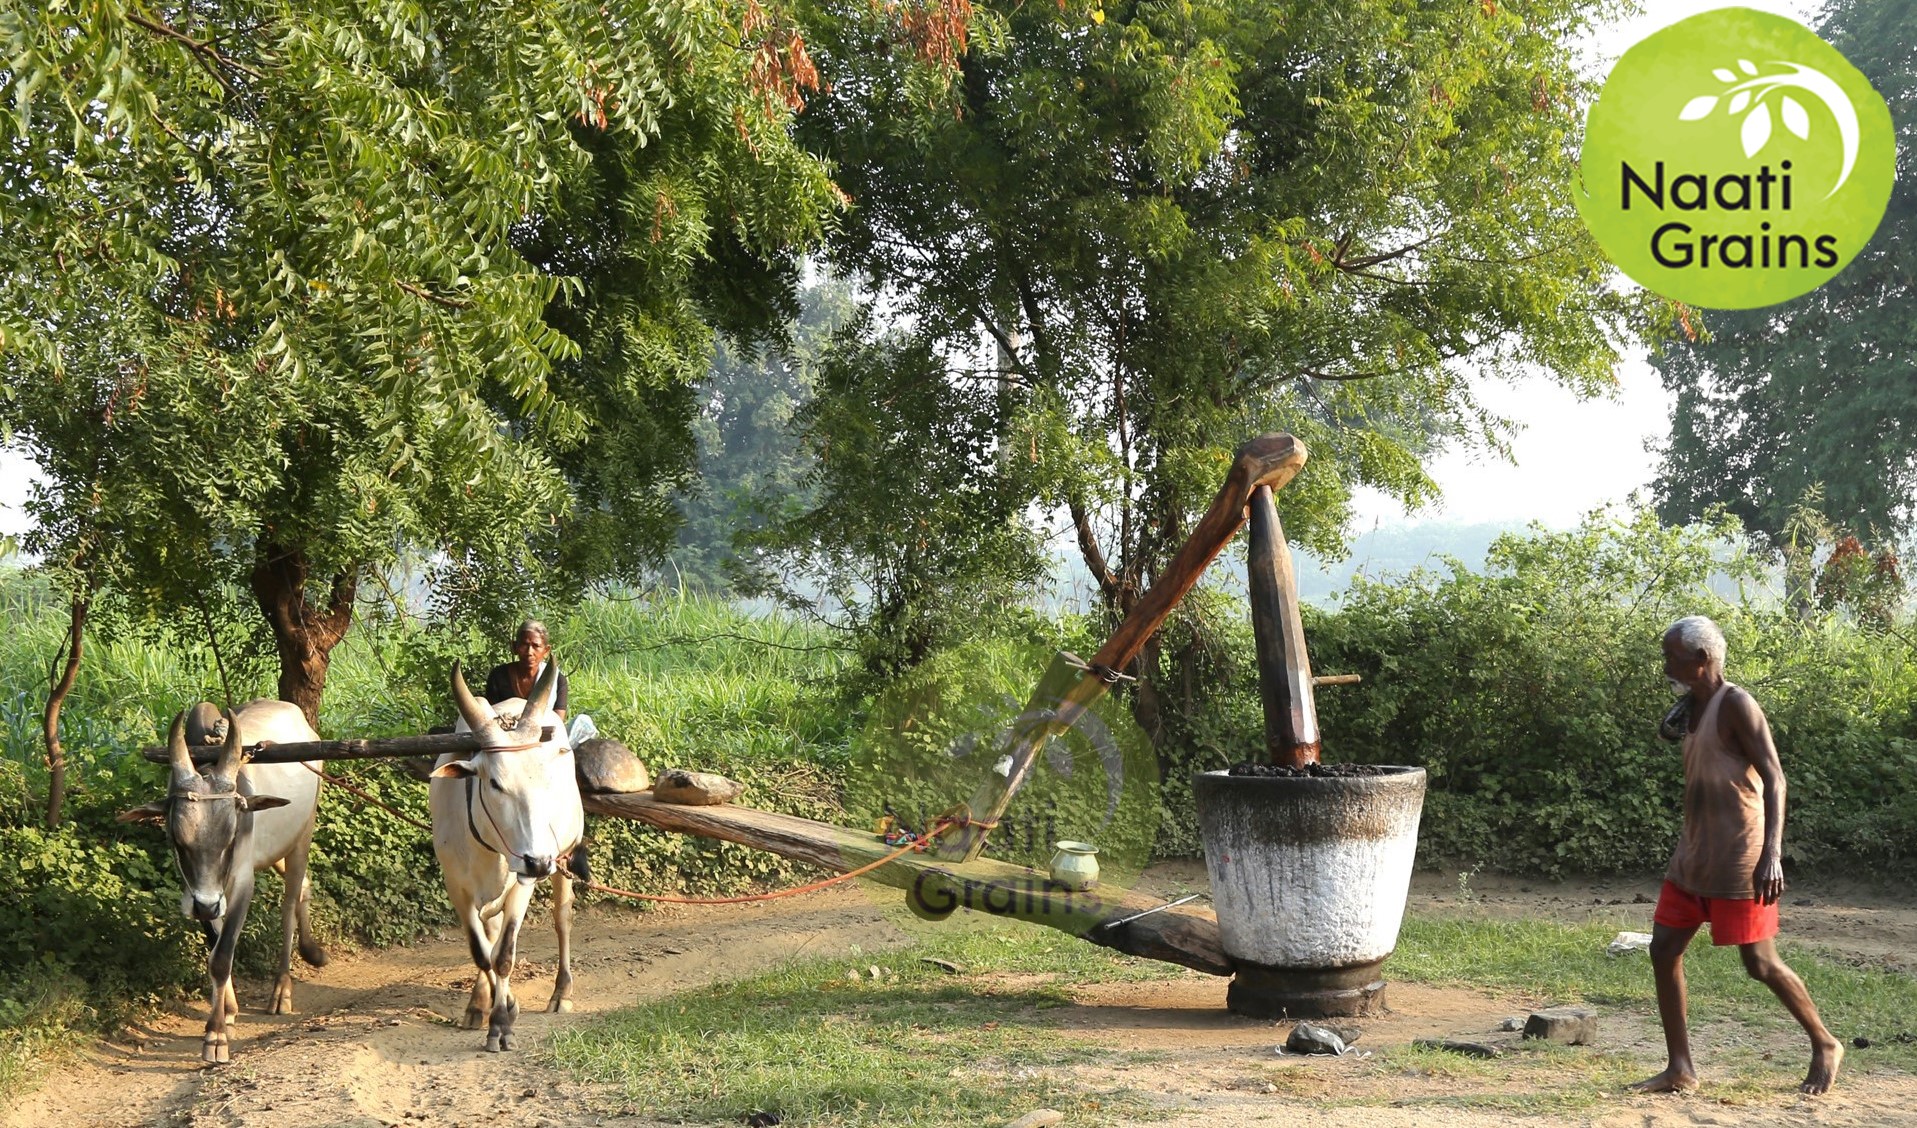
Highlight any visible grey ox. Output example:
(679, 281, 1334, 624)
(118, 702, 328, 1063)
(431, 660, 588, 1052)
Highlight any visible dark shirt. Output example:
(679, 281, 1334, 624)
(484, 662, 569, 716)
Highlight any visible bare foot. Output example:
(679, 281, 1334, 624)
(1631, 1066, 1700, 1093)
(1801, 1037, 1843, 1095)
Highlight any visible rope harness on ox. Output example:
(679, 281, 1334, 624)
(292, 746, 979, 906)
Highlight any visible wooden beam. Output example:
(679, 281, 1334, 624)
(582, 792, 1232, 977)
(140, 728, 556, 766)
(942, 434, 1310, 862)
(1087, 433, 1307, 677)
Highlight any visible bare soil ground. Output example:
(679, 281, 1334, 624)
(8, 865, 1915, 1128)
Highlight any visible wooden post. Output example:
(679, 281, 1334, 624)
(1246, 484, 1319, 766)
(934, 434, 1310, 861)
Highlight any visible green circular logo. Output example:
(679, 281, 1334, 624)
(1577, 7, 1896, 310)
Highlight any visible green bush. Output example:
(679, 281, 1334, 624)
(1149, 510, 1917, 875)
(0, 823, 202, 1011)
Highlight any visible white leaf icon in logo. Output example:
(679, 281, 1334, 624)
(1781, 95, 1810, 139)
(1679, 95, 1719, 120)
(1742, 101, 1773, 156)
(1679, 60, 1862, 196)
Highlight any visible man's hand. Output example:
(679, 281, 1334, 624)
(1754, 849, 1785, 905)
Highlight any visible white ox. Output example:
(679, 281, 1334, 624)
(119, 702, 327, 1063)
(430, 660, 587, 1052)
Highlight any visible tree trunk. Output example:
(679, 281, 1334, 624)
(250, 544, 358, 730)
(41, 596, 87, 829)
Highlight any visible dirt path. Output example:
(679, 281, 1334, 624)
(8, 866, 1915, 1128)
(3, 887, 917, 1128)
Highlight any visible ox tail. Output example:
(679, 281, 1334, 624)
(566, 842, 593, 885)
(300, 934, 330, 968)
(298, 893, 330, 967)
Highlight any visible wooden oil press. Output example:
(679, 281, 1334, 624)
(140, 434, 1425, 1015)
(1192, 475, 1427, 1018)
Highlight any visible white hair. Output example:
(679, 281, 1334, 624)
(1666, 615, 1727, 671)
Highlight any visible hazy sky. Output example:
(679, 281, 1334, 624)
(0, 1, 1829, 544)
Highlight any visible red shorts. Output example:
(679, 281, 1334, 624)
(1654, 880, 1779, 946)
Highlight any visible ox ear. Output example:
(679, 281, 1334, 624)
(117, 801, 168, 826)
(239, 794, 291, 812)
(432, 759, 480, 779)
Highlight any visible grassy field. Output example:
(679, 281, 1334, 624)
(552, 922, 1185, 1127)
(552, 914, 1917, 1126)
(4, 559, 1916, 1114)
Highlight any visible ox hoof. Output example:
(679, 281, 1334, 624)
(546, 996, 573, 1013)
(485, 1031, 515, 1053)
(202, 1033, 230, 1064)
(460, 1007, 487, 1031)
(270, 976, 295, 1015)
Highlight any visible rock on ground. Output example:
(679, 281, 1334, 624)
(1523, 1007, 1598, 1045)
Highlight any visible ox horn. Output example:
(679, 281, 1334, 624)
(516, 657, 560, 740)
(167, 711, 198, 788)
(450, 660, 497, 736)
(214, 708, 245, 783)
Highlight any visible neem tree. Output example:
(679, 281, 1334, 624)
(0, 0, 839, 760)
(1655, 0, 1917, 552)
(777, 0, 1665, 708)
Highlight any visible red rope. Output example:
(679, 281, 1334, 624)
(567, 819, 960, 905)
(298, 760, 435, 834)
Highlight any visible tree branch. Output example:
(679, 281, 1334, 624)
(1334, 232, 1439, 271)
(395, 280, 471, 309)
(1070, 496, 1120, 602)
(1298, 366, 1391, 382)
(127, 12, 265, 81)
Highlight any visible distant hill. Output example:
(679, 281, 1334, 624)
(1293, 520, 1526, 603)
(1032, 520, 1530, 612)
(1040, 516, 1778, 611)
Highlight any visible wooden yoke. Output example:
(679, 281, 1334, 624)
(935, 434, 1309, 862)
(139, 728, 557, 766)
(1247, 484, 1319, 766)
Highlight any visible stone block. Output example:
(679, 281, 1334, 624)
(652, 768, 743, 805)
(1523, 1006, 1598, 1045)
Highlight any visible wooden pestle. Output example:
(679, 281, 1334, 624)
(1246, 483, 1320, 766)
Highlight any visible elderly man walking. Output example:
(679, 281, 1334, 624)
(1634, 615, 1843, 1096)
